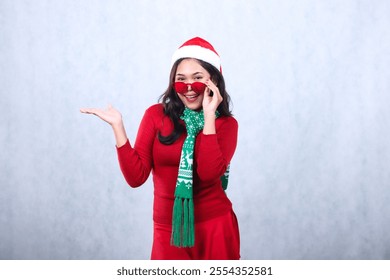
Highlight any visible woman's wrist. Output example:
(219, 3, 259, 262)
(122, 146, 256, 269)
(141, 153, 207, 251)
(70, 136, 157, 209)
(203, 112, 217, 135)
(111, 120, 124, 131)
(112, 121, 128, 147)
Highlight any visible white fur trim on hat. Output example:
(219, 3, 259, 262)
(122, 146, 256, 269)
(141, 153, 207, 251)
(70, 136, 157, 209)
(171, 45, 221, 71)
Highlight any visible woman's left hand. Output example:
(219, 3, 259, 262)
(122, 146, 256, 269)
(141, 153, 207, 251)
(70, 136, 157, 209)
(202, 80, 223, 116)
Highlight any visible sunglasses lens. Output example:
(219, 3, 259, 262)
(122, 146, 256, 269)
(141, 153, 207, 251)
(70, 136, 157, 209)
(191, 82, 206, 94)
(174, 82, 187, 94)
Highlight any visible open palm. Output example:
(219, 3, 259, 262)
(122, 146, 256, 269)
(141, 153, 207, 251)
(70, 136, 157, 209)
(80, 105, 122, 126)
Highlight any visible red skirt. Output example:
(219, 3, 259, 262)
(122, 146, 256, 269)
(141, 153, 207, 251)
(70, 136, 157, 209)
(151, 210, 240, 260)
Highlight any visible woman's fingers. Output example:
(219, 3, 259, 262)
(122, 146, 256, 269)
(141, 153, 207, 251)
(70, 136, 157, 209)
(203, 80, 223, 110)
(81, 105, 123, 126)
(206, 81, 222, 99)
(80, 108, 106, 119)
(80, 108, 98, 114)
(80, 106, 109, 122)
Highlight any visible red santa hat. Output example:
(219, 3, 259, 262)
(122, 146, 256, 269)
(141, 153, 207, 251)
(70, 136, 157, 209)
(171, 37, 222, 72)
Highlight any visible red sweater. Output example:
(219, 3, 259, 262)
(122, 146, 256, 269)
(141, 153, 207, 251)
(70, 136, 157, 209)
(116, 104, 238, 225)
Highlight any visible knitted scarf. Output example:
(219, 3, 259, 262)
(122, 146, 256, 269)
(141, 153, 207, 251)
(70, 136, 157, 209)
(171, 107, 229, 247)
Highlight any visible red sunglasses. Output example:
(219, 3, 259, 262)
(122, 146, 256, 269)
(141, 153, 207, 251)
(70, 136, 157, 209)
(174, 82, 206, 95)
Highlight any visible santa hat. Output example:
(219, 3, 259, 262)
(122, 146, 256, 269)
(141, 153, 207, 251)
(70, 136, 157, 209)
(171, 37, 222, 72)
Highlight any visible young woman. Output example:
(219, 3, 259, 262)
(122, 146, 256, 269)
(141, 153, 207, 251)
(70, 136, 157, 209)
(81, 37, 240, 260)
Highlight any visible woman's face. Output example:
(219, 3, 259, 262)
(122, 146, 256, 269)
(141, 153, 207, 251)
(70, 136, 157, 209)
(174, 58, 211, 111)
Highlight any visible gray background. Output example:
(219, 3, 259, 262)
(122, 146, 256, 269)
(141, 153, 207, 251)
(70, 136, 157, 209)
(1, 0, 389, 259)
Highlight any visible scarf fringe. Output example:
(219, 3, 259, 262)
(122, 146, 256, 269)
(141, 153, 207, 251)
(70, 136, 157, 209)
(171, 197, 194, 247)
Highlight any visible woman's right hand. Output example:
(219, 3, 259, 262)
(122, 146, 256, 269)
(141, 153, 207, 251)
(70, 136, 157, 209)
(80, 104, 123, 127)
(81, 105, 128, 147)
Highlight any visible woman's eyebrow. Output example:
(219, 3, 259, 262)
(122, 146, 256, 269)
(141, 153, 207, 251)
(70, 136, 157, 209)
(176, 71, 204, 77)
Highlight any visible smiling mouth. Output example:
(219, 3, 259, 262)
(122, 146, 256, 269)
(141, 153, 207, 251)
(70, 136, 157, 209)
(183, 93, 200, 101)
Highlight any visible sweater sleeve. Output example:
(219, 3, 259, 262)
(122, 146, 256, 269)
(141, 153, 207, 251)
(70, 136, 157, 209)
(196, 117, 238, 183)
(116, 106, 157, 187)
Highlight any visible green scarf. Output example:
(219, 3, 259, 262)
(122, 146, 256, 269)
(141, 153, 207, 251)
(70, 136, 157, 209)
(171, 107, 229, 247)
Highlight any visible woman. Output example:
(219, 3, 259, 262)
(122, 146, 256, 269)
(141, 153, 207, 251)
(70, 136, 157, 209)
(81, 37, 240, 260)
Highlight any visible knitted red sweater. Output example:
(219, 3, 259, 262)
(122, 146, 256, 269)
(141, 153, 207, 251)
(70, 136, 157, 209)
(116, 104, 238, 225)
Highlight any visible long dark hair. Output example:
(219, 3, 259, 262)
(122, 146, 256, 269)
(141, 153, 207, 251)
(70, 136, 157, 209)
(158, 58, 233, 145)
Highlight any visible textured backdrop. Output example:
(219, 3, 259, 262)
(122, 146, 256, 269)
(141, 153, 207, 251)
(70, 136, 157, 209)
(1, 0, 390, 259)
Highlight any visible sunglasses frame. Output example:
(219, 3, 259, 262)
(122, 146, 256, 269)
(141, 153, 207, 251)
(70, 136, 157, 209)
(174, 82, 207, 95)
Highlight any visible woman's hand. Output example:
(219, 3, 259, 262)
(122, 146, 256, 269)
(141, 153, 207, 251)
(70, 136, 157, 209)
(202, 80, 223, 116)
(202, 80, 222, 135)
(80, 105, 128, 147)
(80, 104, 123, 127)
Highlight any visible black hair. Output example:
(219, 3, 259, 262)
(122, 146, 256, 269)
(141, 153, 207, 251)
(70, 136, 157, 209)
(158, 58, 233, 145)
